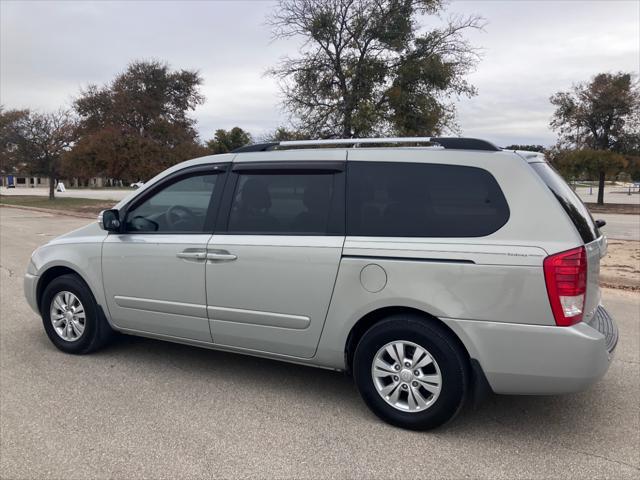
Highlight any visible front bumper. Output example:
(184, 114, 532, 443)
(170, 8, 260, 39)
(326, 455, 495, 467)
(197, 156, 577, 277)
(24, 272, 40, 314)
(444, 305, 618, 395)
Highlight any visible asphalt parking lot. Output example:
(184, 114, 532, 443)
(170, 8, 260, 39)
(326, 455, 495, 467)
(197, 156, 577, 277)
(1, 207, 639, 479)
(598, 213, 640, 241)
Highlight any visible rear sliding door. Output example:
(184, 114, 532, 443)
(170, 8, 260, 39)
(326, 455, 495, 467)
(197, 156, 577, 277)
(206, 155, 346, 358)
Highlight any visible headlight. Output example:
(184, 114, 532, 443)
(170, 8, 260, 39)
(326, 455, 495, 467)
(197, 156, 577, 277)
(26, 258, 37, 275)
(26, 248, 40, 275)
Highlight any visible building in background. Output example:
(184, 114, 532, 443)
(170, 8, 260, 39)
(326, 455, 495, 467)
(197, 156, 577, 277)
(0, 175, 111, 189)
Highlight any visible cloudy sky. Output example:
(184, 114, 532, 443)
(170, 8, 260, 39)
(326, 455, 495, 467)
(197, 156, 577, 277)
(1, 0, 638, 147)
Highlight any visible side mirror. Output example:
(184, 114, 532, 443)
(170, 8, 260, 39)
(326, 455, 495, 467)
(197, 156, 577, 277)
(595, 219, 606, 229)
(99, 209, 121, 232)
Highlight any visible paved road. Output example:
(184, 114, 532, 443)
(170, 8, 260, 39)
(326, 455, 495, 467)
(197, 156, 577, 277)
(1, 208, 639, 479)
(598, 213, 640, 241)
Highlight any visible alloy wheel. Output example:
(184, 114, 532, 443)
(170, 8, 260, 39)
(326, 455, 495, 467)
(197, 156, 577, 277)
(371, 340, 442, 412)
(49, 291, 86, 342)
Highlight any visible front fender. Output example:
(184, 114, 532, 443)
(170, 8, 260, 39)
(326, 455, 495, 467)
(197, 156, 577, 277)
(30, 241, 108, 320)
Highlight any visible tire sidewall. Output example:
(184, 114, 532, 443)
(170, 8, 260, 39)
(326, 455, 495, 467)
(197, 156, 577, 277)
(353, 317, 467, 430)
(41, 275, 99, 354)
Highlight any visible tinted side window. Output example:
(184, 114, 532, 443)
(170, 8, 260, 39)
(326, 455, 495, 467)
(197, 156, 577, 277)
(530, 162, 598, 243)
(347, 162, 509, 237)
(228, 173, 334, 234)
(125, 174, 218, 233)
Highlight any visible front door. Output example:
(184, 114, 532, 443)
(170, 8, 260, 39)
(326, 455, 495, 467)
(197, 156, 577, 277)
(102, 166, 226, 342)
(206, 160, 345, 358)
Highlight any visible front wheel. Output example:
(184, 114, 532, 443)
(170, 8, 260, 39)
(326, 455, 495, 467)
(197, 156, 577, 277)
(41, 274, 114, 354)
(353, 314, 469, 430)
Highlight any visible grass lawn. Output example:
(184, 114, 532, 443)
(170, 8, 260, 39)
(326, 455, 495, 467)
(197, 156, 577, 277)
(0, 195, 114, 216)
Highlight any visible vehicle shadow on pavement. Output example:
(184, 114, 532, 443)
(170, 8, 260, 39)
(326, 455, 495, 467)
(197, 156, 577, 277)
(99, 332, 368, 412)
(91, 332, 614, 436)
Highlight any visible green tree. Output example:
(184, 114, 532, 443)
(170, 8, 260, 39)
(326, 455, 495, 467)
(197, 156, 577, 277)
(625, 156, 640, 181)
(504, 144, 545, 153)
(67, 60, 207, 182)
(550, 72, 640, 203)
(207, 127, 252, 154)
(550, 148, 627, 186)
(268, 0, 483, 138)
(261, 126, 309, 142)
(0, 107, 30, 175)
(2, 109, 78, 199)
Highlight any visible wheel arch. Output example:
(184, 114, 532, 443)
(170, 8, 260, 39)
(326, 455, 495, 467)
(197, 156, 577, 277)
(36, 265, 93, 313)
(344, 306, 471, 375)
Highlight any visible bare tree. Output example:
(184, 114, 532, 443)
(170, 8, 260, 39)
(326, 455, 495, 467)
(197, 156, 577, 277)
(268, 0, 484, 138)
(10, 109, 78, 199)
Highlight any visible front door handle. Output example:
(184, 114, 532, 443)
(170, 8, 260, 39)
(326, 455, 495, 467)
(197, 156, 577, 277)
(177, 249, 207, 261)
(206, 250, 237, 262)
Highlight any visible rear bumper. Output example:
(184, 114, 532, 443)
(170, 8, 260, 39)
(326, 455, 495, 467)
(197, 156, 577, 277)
(586, 305, 618, 355)
(443, 305, 618, 395)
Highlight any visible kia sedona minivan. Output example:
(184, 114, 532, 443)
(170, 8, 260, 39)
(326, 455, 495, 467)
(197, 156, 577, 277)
(25, 137, 618, 430)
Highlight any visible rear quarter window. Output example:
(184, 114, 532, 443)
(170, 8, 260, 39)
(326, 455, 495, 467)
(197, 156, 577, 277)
(530, 162, 599, 244)
(347, 162, 510, 237)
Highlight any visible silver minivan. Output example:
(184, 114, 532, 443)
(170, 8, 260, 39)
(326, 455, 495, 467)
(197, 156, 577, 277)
(24, 137, 618, 430)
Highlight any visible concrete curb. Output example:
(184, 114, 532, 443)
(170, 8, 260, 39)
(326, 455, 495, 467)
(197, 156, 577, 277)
(0, 204, 96, 219)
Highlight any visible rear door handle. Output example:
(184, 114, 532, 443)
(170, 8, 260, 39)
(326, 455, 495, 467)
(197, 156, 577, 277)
(206, 250, 237, 262)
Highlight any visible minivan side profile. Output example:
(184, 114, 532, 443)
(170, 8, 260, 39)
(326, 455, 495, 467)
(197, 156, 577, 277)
(24, 137, 618, 430)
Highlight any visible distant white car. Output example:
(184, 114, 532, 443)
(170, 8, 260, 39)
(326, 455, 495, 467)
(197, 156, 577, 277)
(130, 181, 144, 189)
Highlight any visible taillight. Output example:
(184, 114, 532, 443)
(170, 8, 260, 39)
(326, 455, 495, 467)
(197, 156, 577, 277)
(543, 246, 587, 326)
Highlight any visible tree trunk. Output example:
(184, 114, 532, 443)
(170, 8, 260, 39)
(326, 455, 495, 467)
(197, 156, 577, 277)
(597, 170, 606, 205)
(342, 118, 352, 138)
(342, 100, 353, 138)
(48, 178, 55, 200)
(49, 164, 55, 200)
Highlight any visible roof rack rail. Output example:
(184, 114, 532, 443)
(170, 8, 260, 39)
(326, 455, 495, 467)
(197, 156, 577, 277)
(231, 137, 500, 153)
(430, 137, 500, 151)
(231, 142, 279, 153)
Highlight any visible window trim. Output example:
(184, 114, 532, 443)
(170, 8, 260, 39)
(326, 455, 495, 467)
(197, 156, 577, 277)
(232, 160, 345, 173)
(215, 165, 346, 236)
(118, 163, 230, 235)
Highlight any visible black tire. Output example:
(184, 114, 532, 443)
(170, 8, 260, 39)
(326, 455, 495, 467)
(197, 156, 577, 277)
(353, 314, 469, 430)
(40, 274, 114, 354)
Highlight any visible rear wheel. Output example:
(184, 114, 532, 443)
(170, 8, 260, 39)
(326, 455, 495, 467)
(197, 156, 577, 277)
(41, 274, 114, 354)
(353, 314, 469, 430)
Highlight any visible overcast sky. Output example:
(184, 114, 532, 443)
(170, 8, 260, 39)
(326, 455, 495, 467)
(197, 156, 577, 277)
(1, 0, 639, 147)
